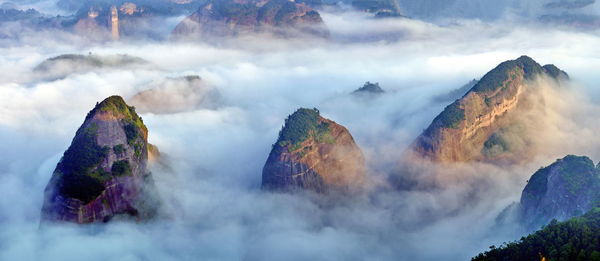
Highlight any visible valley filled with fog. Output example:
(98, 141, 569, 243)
(3, 1, 600, 260)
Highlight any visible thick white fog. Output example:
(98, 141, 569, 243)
(3, 8, 600, 261)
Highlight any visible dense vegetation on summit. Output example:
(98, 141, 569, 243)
(470, 56, 542, 93)
(277, 108, 334, 151)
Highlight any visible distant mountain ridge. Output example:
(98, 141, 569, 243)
(172, 0, 329, 40)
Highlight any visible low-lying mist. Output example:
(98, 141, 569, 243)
(3, 11, 600, 261)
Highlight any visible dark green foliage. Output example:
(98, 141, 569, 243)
(483, 133, 510, 156)
(473, 208, 600, 261)
(59, 172, 106, 204)
(86, 96, 147, 136)
(55, 124, 110, 203)
(433, 101, 465, 129)
(543, 64, 570, 80)
(113, 144, 125, 155)
(124, 123, 139, 145)
(279, 108, 320, 145)
(277, 108, 334, 152)
(57, 124, 109, 179)
(556, 155, 598, 195)
(133, 142, 143, 157)
(111, 160, 132, 177)
(470, 56, 544, 93)
(522, 155, 598, 202)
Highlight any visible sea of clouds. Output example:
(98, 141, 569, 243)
(2, 6, 600, 260)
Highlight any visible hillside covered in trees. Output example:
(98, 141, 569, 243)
(473, 208, 600, 261)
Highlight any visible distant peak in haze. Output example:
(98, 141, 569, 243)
(352, 81, 385, 95)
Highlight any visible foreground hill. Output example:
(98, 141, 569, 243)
(41, 96, 160, 223)
(412, 56, 568, 163)
(474, 208, 600, 261)
(262, 108, 366, 192)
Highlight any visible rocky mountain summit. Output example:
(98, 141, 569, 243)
(412, 56, 569, 163)
(41, 96, 160, 224)
(262, 108, 366, 192)
(172, 0, 329, 39)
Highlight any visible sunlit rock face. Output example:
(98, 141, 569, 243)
(172, 0, 329, 40)
(262, 108, 366, 193)
(411, 56, 569, 163)
(517, 155, 600, 230)
(41, 96, 160, 224)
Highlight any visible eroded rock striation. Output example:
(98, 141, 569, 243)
(41, 96, 160, 224)
(172, 0, 328, 39)
(262, 108, 366, 192)
(412, 56, 569, 163)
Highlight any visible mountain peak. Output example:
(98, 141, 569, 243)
(41, 95, 159, 224)
(277, 108, 329, 148)
(412, 56, 569, 163)
(353, 81, 385, 95)
(263, 108, 366, 192)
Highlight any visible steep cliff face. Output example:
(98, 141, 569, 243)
(519, 155, 600, 229)
(172, 0, 328, 39)
(41, 96, 160, 224)
(262, 108, 366, 192)
(412, 56, 569, 163)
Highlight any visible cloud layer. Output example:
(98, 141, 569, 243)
(2, 10, 600, 261)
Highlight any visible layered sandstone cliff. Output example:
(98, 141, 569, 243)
(262, 108, 366, 192)
(412, 56, 569, 163)
(41, 96, 160, 224)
